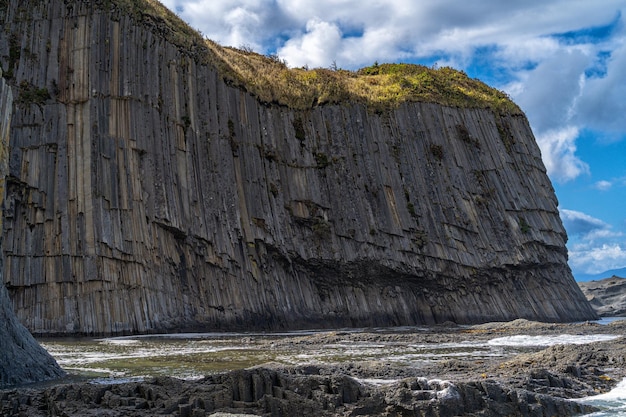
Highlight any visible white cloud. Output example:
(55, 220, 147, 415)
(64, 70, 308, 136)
(560, 209, 610, 238)
(593, 180, 613, 191)
(512, 49, 590, 134)
(569, 243, 626, 274)
(161, 0, 292, 51)
(536, 127, 589, 183)
(161, 1, 626, 67)
(561, 209, 625, 274)
(576, 41, 626, 135)
(278, 19, 342, 68)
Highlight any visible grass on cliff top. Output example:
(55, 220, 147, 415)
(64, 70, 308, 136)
(105, 0, 522, 114)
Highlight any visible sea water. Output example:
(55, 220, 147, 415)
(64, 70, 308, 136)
(578, 378, 626, 416)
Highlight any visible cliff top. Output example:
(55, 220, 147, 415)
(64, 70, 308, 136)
(88, 0, 521, 113)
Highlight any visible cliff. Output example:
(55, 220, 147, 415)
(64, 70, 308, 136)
(0, 67, 65, 388)
(0, 0, 596, 336)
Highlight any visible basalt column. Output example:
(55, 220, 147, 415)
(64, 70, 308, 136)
(0, 68, 65, 388)
(0, 0, 597, 336)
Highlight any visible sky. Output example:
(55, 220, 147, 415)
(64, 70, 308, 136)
(160, 0, 626, 280)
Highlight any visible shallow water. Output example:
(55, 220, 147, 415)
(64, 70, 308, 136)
(40, 328, 619, 381)
(38, 321, 625, 414)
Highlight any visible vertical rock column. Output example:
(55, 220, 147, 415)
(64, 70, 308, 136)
(0, 68, 65, 388)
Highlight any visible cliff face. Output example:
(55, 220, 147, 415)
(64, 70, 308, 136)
(0, 67, 65, 387)
(0, 0, 596, 336)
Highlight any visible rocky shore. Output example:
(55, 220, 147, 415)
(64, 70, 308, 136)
(2, 319, 625, 416)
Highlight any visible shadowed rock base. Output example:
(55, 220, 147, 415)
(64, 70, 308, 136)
(0, 284, 66, 388)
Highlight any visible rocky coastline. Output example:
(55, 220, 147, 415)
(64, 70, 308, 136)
(2, 319, 624, 416)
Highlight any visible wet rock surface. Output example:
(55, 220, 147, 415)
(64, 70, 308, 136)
(2, 320, 624, 416)
(579, 276, 626, 317)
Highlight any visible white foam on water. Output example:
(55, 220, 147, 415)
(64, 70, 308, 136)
(487, 334, 619, 347)
(100, 339, 141, 345)
(43, 341, 252, 368)
(585, 379, 626, 401)
(355, 378, 400, 386)
(577, 378, 626, 416)
(408, 341, 482, 349)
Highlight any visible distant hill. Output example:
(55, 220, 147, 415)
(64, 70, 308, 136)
(575, 267, 626, 282)
(578, 276, 626, 317)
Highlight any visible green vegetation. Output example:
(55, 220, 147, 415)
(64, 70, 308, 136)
(413, 230, 428, 249)
(100, 0, 522, 113)
(203, 48, 522, 113)
(430, 144, 444, 161)
(312, 218, 331, 239)
(456, 124, 480, 148)
(519, 217, 531, 234)
(406, 202, 417, 218)
(16, 80, 50, 106)
(292, 117, 306, 141)
(3, 32, 21, 79)
(496, 116, 516, 153)
(314, 152, 331, 169)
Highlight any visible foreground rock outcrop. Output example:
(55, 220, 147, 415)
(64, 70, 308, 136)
(0, 68, 65, 388)
(0, 283, 64, 388)
(0, 0, 596, 336)
(579, 276, 626, 316)
(0, 369, 596, 417)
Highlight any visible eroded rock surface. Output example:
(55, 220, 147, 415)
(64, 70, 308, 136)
(579, 276, 626, 316)
(0, 0, 596, 336)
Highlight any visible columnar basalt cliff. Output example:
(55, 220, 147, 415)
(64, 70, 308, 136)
(0, 0, 596, 336)
(0, 67, 65, 387)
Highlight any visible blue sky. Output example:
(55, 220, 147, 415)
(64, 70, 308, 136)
(161, 0, 626, 280)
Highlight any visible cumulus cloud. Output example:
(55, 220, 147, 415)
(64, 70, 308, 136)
(561, 209, 625, 274)
(569, 243, 626, 274)
(575, 41, 626, 135)
(161, 0, 292, 52)
(536, 127, 589, 183)
(278, 19, 342, 68)
(593, 180, 613, 191)
(162, 1, 625, 66)
(512, 49, 590, 134)
(560, 209, 610, 238)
